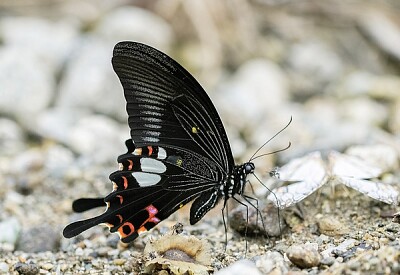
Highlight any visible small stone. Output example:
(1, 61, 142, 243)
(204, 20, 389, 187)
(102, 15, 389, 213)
(0, 217, 21, 247)
(14, 262, 40, 275)
(229, 203, 286, 237)
(320, 256, 335, 266)
(318, 216, 348, 236)
(18, 226, 59, 253)
(254, 251, 288, 274)
(113, 259, 126, 266)
(0, 262, 9, 273)
(214, 260, 262, 275)
(286, 243, 322, 268)
(41, 263, 53, 271)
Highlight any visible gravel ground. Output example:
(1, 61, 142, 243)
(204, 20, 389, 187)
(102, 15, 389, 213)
(1, 1, 400, 274)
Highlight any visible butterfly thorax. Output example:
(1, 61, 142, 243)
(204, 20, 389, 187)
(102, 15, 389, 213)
(223, 162, 255, 198)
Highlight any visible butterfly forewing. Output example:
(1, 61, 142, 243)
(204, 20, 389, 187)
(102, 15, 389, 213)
(112, 42, 234, 171)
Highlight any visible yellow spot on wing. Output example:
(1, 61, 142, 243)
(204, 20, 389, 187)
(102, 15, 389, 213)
(192, 126, 199, 134)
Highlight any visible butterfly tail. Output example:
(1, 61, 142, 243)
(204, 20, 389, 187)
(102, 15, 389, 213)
(72, 198, 105, 213)
(63, 215, 105, 239)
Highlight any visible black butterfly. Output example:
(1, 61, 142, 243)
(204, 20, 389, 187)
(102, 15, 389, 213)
(63, 42, 258, 243)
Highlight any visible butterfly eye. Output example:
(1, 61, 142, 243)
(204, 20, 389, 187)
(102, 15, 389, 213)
(245, 163, 255, 174)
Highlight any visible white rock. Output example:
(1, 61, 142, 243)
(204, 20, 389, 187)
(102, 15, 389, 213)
(56, 37, 127, 120)
(35, 107, 90, 143)
(0, 46, 54, 119)
(0, 217, 21, 246)
(358, 11, 400, 62)
(288, 41, 343, 82)
(0, 16, 79, 71)
(68, 115, 127, 163)
(0, 118, 25, 155)
(216, 59, 288, 128)
(215, 260, 262, 275)
(94, 6, 173, 49)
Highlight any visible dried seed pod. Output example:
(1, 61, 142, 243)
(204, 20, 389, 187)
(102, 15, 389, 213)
(143, 232, 212, 275)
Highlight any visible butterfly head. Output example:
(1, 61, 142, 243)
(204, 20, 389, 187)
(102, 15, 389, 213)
(244, 162, 255, 175)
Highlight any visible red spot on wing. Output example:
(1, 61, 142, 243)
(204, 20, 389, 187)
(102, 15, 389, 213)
(118, 222, 135, 238)
(122, 176, 128, 189)
(147, 146, 153, 156)
(145, 204, 158, 216)
(116, 214, 123, 223)
(116, 195, 123, 204)
(127, 159, 133, 170)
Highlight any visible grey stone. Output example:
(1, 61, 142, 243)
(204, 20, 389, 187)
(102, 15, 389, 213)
(0, 262, 9, 273)
(94, 6, 173, 49)
(67, 115, 127, 163)
(358, 11, 400, 62)
(0, 46, 54, 119)
(0, 217, 21, 248)
(56, 37, 127, 121)
(0, 16, 79, 71)
(254, 251, 288, 274)
(214, 260, 262, 275)
(286, 243, 322, 268)
(0, 118, 25, 156)
(18, 225, 59, 253)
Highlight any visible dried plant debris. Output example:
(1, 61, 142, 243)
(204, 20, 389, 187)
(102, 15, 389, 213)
(268, 145, 399, 208)
(143, 230, 212, 275)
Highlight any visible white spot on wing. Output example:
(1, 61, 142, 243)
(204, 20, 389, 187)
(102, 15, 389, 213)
(142, 137, 160, 142)
(132, 172, 161, 186)
(140, 158, 166, 173)
(158, 147, 167, 159)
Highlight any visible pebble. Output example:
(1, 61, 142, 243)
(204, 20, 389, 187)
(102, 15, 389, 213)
(13, 262, 40, 275)
(229, 203, 285, 237)
(318, 216, 348, 236)
(216, 58, 288, 129)
(113, 259, 126, 266)
(0, 16, 79, 71)
(94, 6, 173, 49)
(0, 217, 21, 247)
(0, 46, 54, 120)
(18, 226, 59, 253)
(67, 115, 127, 163)
(0, 262, 9, 273)
(40, 263, 53, 271)
(286, 243, 321, 268)
(214, 260, 262, 275)
(358, 11, 400, 62)
(253, 251, 288, 274)
(320, 256, 335, 266)
(287, 40, 343, 96)
(0, 118, 25, 156)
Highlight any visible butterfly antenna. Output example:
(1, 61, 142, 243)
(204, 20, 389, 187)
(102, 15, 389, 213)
(249, 116, 292, 162)
(251, 142, 291, 161)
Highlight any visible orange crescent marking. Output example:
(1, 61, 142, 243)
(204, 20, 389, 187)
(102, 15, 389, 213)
(116, 195, 123, 204)
(137, 226, 147, 234)
(147, 146, 153, 156)
(116, 214, 123, 223)
(122, 176, 128, 189)
(118, 222, 135, 238)
(127, 159, 133, 170)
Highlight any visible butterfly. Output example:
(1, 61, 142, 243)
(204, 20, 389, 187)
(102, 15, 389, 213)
(63, 41, 258, 243)
(268, 150, 399, 209)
